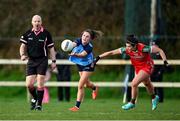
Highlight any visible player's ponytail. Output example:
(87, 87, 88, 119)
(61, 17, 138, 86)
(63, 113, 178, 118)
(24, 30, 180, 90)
(84, 29, 104, 40)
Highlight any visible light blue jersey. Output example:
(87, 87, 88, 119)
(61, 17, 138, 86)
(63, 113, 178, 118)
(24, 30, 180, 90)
(69, 38, 94, 66)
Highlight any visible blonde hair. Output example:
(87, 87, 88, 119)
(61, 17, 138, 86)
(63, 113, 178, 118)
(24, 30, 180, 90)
(83, 29, 103, 40)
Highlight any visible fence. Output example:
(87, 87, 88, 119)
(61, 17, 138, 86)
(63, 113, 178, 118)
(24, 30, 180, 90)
(0, 59, 180, 65)
(0, 81, 180, 88)
(0, 59, 179, 88)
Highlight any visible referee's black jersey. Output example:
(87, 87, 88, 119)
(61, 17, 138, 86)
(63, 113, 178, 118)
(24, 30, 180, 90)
(20, 27, 54, 58)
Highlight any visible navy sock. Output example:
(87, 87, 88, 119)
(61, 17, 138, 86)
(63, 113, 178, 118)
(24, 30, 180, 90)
(75, 101, 81, 108)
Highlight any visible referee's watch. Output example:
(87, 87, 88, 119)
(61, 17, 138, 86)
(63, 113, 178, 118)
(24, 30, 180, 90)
(52, 60, 56, 63)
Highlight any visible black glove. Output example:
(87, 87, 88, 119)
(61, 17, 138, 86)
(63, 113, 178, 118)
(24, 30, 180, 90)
(91, 56, 100, 68)
(163, 60, 174, 73)
(94, 56, 100, 63)
(164, 60, 169, 67)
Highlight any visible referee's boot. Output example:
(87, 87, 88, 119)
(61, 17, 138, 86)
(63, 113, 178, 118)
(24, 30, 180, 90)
(152, 95, 159, 110)
(30, 99, 37, 110)
(35, 105, 42, 111)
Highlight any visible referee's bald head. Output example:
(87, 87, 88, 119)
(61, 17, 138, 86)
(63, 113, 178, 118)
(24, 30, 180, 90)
(31, 15, 42, 25)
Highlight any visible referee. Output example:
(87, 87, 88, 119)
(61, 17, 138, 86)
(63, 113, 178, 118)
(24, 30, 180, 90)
(19, 15, 56, 111)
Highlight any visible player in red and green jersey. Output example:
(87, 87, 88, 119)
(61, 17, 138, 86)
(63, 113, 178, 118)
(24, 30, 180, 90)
(94, 35, 169, 110)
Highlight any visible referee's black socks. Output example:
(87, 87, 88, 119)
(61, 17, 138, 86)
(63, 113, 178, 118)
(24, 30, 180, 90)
(37, 88, 44, 106)
(28, 86, 37, 100)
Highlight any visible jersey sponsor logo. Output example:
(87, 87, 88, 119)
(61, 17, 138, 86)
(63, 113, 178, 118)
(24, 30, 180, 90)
(130, 53, 145, 59)
(38, 39, 44, 42)
(27, 33, 32, 37)
(84, 66, 90, 70)
(28, 37, 33, 40)
(131, 55, 144, 59)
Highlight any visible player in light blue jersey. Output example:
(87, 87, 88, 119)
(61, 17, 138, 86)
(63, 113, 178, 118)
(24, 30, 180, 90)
(69, 29, 103, 112)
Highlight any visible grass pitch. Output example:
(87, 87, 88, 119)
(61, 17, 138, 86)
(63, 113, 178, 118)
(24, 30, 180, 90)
(0, 97, 179, 120)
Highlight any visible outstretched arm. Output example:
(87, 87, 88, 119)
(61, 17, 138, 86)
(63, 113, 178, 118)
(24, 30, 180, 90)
(99, 48, 121, 58)
(91, 48, 121, 67)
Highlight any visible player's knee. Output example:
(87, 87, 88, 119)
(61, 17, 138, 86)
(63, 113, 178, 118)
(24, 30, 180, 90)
(78, 85, 84, 90)
(131, 82, 138, 88)
(37, 82, 44, 89)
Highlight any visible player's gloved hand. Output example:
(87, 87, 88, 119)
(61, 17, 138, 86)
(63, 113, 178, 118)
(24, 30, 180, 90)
(91, 56, 100, 68)
(164, 60, 169, 67)
(163, 60, 173, 73)
(94, 56, 100, 63)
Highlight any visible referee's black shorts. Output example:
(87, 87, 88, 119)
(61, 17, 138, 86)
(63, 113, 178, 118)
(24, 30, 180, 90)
(26, 57, 48, 76)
